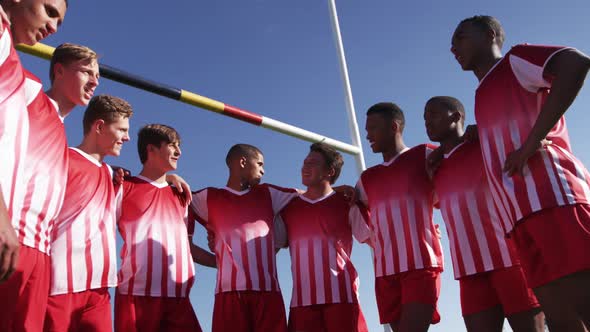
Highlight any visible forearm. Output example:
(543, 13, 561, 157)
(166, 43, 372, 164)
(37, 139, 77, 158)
(190, 242, 216, 268)
(525, 51, 590, 149)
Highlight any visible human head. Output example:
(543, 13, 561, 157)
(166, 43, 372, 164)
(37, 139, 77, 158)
(2, 0, 67, 45)
(226, 143, 264, 187)
(137, 124, 182, 172)
(424, 96, 465, 143)
(451, 15, 505, 71)
(50, 43, 99, 106)
(365, 102, 405, 153)
(302, 142, 343, 187)
(83, 95, 133, 157)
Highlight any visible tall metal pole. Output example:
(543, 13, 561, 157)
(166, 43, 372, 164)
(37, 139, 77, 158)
(328, 0, 366, 175)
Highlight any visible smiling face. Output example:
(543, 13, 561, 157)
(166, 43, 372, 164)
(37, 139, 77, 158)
(150, 140, 181, 173)
(301, 151, 332, 188)
(9, 0, 67, 45)
(97, 115, 130, 157)
(54, 58, 99, 106)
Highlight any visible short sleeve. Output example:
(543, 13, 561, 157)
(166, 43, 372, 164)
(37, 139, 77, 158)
(267, 184, 298, 214)
(349, 204, 371, 244)
(189, 189, 209, 225)
(355, 179, 369, 207)
(509, 44, 573, 92)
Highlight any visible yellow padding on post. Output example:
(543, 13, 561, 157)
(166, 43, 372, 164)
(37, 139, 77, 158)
(15, 43, 56, 60)
(180, 90, 225, 113)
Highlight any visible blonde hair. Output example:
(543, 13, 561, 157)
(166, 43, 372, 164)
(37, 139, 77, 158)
(50, 43, 98, 83)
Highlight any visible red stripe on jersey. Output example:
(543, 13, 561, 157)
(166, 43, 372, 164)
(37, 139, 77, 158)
(84, 214, 94, 290)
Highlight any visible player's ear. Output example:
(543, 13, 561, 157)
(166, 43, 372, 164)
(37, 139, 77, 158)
(53, 63, 65, 80)
(326, 167, 336, 181)
(239, 156, 247, 169)
(450, 110, 462, 123)
(94, 119, 105, 134)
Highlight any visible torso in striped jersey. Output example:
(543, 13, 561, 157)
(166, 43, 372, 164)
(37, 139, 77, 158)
(191, 184, 297, 294)
(357, 144, 444, 277)
(50, 148, 118, 295)
(0, 23, 28, 228)
(280, 192, 370, 307)
(117, 176, 195, 297)
(475, 44, 590, 232)
(433, 141, 519, 279)
(11, 70, 68, 254)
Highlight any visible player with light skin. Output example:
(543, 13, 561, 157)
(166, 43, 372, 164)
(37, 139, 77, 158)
(424, 96, 544, 332)
(451, 15, 590, 331)
(115, 124, 213, 332)
(43, 95, 132, 332)
(356, 103, 444, 332)
(275, 142, 371, 332)
(0, 0, 66, 285)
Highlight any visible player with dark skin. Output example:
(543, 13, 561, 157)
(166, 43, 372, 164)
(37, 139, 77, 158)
(451, 16, 590, 332)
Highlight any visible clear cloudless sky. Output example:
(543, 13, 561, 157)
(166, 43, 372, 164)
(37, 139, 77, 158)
(20, 1, 590, 331)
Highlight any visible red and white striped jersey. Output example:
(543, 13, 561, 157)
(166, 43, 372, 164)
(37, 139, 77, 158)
(190, 183, 297, 294)
(357, 144, 444, 277)
(0, 21, 28, 227)
(117, 176, 195, 298)
(50, 148, 119, 295)
(475, 44, 590, 233)
(433, 141, 519, 279)
(277, 191, 370, 307)
(11, 71, 68, 254)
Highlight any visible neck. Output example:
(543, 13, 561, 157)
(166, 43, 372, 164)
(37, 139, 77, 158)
(226, 176, 251, 192)
(139, 165, 168, 184)
(473, 50, 503, 81)
(439, 129, 465, 154)
(382, 137, 408, 163)
(75, 138, 106, 163)
(303, 182, 333, 200)
(46, 88, 76, 118)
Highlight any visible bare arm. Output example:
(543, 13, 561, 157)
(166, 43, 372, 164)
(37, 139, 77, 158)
(189, 241, 216, 268)
(0, 191, 19, 282)
(504, 49, 590, 176)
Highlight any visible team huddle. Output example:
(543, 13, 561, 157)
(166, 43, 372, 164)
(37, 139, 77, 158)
(0, 1, 589, 332)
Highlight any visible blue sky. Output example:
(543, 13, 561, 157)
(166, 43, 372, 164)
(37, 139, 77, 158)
(21, 1, 590, 331)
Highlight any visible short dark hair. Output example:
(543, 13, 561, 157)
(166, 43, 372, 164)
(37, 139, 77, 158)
(366, 102, 405, 132)
(137, 124, 181, 164)
(225, 144, 263, 167)
(460, 15, 505, 48)
(83, 95, 133, 134)
(309, 142, 343, 184)
(426, 96, 466, 125)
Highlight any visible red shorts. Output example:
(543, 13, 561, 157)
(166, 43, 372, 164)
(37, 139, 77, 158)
(213, 291, 287, 332)
(459, 266, 540, 316)
(511, 203, 590, 288)
(114, 293, 201, 332)
(374, 268, 441, 325)
(0, 245, 50, 332)
(288, 303, 368, 332)
(44, 288, 112, 332)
